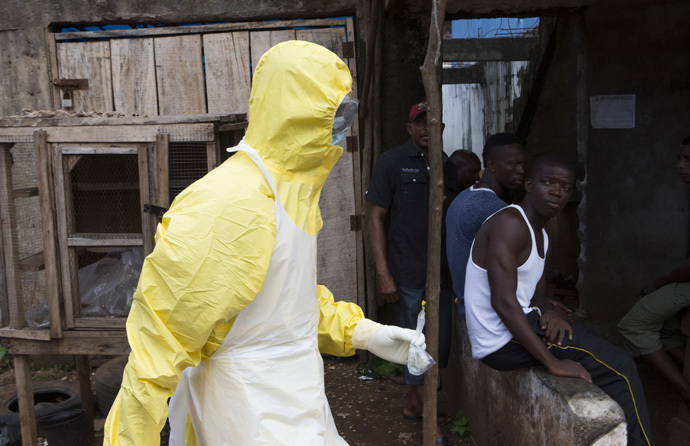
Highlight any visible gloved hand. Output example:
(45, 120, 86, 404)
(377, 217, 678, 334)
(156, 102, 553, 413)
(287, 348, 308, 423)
(352, 318, 426, 365)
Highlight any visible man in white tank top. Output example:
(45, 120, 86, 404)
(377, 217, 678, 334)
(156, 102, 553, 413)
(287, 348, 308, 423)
(465, 154, 652, 446)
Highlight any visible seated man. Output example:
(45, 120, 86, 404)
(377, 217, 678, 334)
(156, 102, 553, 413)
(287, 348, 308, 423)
(464, 154, 652, 446)
(449, 149, 481, 191)
(618, 136, 690, 409)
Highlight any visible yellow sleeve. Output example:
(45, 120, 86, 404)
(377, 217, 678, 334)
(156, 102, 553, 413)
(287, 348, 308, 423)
(317, 285, 364, 357)
(104, 157, 276, 446)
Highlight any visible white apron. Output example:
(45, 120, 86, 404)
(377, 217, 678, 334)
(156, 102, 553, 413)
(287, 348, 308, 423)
(168, 142, 346, 445)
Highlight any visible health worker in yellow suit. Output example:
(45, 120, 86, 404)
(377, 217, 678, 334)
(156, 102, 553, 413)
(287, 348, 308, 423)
(104, 40, 425, 446)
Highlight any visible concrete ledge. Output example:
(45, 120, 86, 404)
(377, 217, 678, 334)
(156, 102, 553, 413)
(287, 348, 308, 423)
(442, 317, 627, 445)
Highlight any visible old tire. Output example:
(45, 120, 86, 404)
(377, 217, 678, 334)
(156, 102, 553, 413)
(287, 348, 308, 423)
(0, 380, 82, 446)
(94, 355, 127, 416)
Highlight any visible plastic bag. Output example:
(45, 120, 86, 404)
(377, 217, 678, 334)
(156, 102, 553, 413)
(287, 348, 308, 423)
(407, 301, 436, 376)
(79, 247, 144, 317)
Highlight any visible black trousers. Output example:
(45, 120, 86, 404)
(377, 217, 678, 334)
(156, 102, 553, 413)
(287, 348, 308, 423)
(482, 311, 652, 446)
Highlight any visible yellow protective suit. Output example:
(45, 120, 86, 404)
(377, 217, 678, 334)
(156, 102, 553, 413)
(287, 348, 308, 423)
(104, 40, 363, 446)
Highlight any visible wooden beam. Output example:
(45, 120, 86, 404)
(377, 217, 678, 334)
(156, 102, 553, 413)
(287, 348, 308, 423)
(0, 145, 23, 328)
(443, 37, 538, 62)
(0, 114, 243, 128)
(18, 252, 45, 272)
(54, 18, 349, 41)
(12, 188, 39, 198)
(0, 332, 129, 355)
(67, 234, 143, 247)
(442, 65, 486, 85)
(0, 328, 51, 341)
(156, 134, 170, 209)
(0, 123, 215, 143)
(75, 355, 95, 443)
(14, 356, 37, 446)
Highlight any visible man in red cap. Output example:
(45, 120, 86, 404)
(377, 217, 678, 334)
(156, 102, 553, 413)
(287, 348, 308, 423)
(366, 101, 458, 444)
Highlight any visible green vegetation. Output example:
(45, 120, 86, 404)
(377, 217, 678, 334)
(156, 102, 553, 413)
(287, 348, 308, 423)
(451, 411, 471, 437)
(357, 355, 402, 380)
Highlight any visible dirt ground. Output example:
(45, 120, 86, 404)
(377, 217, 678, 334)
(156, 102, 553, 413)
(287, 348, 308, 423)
(0, 355, 476, 446)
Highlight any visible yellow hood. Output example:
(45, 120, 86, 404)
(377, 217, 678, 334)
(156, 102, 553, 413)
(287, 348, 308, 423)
(244, 40, 352, 234)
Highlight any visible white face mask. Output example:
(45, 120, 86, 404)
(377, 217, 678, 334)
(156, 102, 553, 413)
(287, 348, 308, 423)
(332, 97, 359, 146)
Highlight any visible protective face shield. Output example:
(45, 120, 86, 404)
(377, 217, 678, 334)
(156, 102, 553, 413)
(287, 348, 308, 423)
(332, 97, 359, 146)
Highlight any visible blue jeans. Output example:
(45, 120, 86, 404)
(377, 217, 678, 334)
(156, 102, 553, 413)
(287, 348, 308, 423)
(396, 284, 452, 385)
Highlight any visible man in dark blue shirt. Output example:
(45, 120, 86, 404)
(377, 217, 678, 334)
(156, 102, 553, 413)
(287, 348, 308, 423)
(446, 133, 526, 317)
(366, 101, 458, 442)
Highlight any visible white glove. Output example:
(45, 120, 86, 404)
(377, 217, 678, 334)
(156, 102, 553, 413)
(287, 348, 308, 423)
(352, 318, 426, 365)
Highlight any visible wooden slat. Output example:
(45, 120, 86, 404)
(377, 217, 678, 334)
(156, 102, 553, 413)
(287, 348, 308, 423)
(249, 30, 295, 75)
(346, 17, 365, 309)
(296, 27, 348, 58)
(56, 41, 114, 112)
(111, 38, 158, 116)
(204, 32, 251, 114)
(75, 355, 95, 443)
(67, 235, 143, 247)
(73, 317, 127, 330)
(156, 134, 170, 209)
(139, 145, 154, 256)
(60, 146, 138, 155)
(0, 123, 215, 143)
(0, 145, 22, 328)
(0, 328, 51, 341)
(443, 37, 538, 62)
(0, 114, 241, 128)
(46, 29, 62, 110)
(55, 19, 349, 41)
(206, 142, 216, 172)
(0, 332, 129, 355)
(52, 146, 74, 328)
(12, 188, 39, 198)
(18, 252, 44, 272)
(14, 356, 37, 446)
(154, 35, 206, 115)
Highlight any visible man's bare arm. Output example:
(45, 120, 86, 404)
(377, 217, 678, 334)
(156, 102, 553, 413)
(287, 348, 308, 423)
(368, 203, 399, 304)
(530, 275, 573, 346)
(641, 258, 690, 295)
(484, 214, 591, 381)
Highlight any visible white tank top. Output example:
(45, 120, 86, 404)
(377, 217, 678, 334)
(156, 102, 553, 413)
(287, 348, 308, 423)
(463, 204, 548, 359)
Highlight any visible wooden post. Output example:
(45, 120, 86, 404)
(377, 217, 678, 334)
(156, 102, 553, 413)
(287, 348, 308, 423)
(35, 131, 63, 338)
(421, 1, 448, 445)
(14, 355, 37, 446)
(138, 145, 153, 256)
(361, 0, 384, 322)
(0, 144, 23, 328)
(156, 133, 170, 209)
(75, 355, 95, 443)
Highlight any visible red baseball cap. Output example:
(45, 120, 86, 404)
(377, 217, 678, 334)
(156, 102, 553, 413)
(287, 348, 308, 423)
(408, 101, 428, 123)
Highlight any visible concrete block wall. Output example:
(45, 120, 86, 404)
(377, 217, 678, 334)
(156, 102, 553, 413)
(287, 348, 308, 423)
(442, 317, 627, 445)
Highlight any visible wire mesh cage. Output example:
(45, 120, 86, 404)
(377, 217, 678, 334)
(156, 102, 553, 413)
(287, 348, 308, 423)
(169, 142, 208, 204)
(69, 153, 142, 235)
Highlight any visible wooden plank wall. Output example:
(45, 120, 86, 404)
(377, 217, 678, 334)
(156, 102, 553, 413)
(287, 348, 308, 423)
(57, 41, 114, 112)
(50, 20, 364, 307)
(203, 32, 251, 115)
(111, 38, 158, 116)
(154, 35, 207, 115)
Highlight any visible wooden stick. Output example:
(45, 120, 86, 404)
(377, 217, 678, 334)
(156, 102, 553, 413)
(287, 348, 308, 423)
(14, 355, 37, 446)
(75, 355, 95, 443)
(35, 131, 63, 338)
(420, 1, 448, 445)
